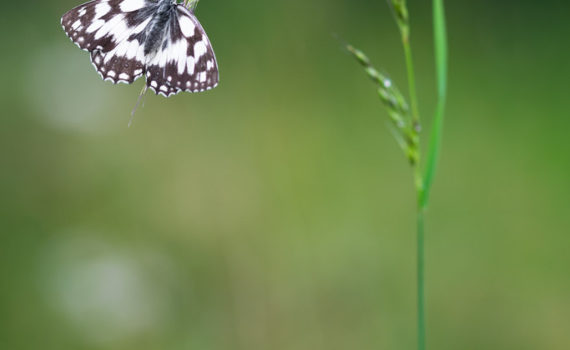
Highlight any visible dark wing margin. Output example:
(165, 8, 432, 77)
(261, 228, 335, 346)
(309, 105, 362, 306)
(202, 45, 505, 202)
(61, 0, 105, 52)
(61, 0, 156, 84)
(145, 4, 219, 97)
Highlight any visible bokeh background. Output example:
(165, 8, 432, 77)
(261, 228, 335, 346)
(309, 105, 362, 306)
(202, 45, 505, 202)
(1, 0, 569, 349)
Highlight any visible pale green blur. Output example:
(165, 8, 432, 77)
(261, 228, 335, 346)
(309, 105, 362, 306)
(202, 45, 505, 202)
(1, 1, 569, 349)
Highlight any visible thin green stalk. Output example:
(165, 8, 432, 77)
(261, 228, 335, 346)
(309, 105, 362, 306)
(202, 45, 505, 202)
(416, 206, 425, 350)
(422, 0, 448, 208)
(416, 4, 447, 350)
(397, 9, 426, 350)
(414, 159, 425, 350)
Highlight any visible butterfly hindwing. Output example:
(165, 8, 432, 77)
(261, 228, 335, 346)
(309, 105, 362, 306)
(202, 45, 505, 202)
(145, 4, 219, 96)
(88, 7, 156, 84)
(62, 0, 157, 84)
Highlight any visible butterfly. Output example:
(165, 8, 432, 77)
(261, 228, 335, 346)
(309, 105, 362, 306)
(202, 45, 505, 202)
(61, 0, 219, 97)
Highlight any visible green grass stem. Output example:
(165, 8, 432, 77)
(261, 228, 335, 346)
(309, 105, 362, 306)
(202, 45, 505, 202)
(422, 0, 448, 208)
(416, 207, 426, 350)
(399, 19, 426, 350)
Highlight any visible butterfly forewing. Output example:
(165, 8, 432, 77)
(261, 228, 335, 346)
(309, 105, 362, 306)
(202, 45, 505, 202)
(61, 0, 219, 96)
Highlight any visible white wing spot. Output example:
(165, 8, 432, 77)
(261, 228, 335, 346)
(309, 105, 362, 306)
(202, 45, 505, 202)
(179, 15, 196, 38)
(120, 0, 146, 12)
(186, 56, 195, 75)
(119, 73, 130, 80)
(86, 19, 105, 34)
(135, 44, 146, 61)
(78, 7, 87, 17)
(176, 40, 188, 74)
(94, 2, 111, 19)
(107, 70, 116, 78)
(194, 41, 207, 60)
(71, 20, 81, 30)
(94, 15, 124, 40)
(126, 40, 140, 59)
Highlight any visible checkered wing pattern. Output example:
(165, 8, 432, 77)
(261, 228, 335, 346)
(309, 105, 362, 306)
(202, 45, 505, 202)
(61, 0, 219, 95)
(145, 4, 219, 96)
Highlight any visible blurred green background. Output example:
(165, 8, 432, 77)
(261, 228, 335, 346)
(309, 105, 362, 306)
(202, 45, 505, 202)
(1, 0, 569, 349)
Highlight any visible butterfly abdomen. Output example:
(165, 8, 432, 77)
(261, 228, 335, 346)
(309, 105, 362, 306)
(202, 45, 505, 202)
(143, 0, 174, 55)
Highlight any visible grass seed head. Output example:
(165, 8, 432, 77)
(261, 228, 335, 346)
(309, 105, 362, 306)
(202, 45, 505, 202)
(345, 43, 418, 161)
(389, 0, 410, 38)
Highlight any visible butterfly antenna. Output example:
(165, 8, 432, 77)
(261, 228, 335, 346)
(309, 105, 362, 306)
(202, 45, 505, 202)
(129, 85, 148, 127)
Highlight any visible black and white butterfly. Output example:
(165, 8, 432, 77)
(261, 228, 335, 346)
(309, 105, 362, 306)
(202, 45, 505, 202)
(61, 0, 219, 97)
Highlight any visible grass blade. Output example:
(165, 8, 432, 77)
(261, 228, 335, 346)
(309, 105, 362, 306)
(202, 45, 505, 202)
(422, 0, 448, 207)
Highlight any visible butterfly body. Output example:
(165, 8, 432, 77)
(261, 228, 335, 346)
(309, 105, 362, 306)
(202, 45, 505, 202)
(61, 0, 219, 97)
(143, 0, 173, 55)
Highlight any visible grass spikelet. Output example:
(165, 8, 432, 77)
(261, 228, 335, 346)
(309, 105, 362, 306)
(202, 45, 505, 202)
(345, 44, 418, 164)
(389, 0, 410, 35)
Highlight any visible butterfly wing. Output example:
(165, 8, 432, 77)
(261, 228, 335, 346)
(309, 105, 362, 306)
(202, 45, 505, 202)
(62, 1, 219, 94)
(145, 4, 219, 97)
(61, 0, 157, 84)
